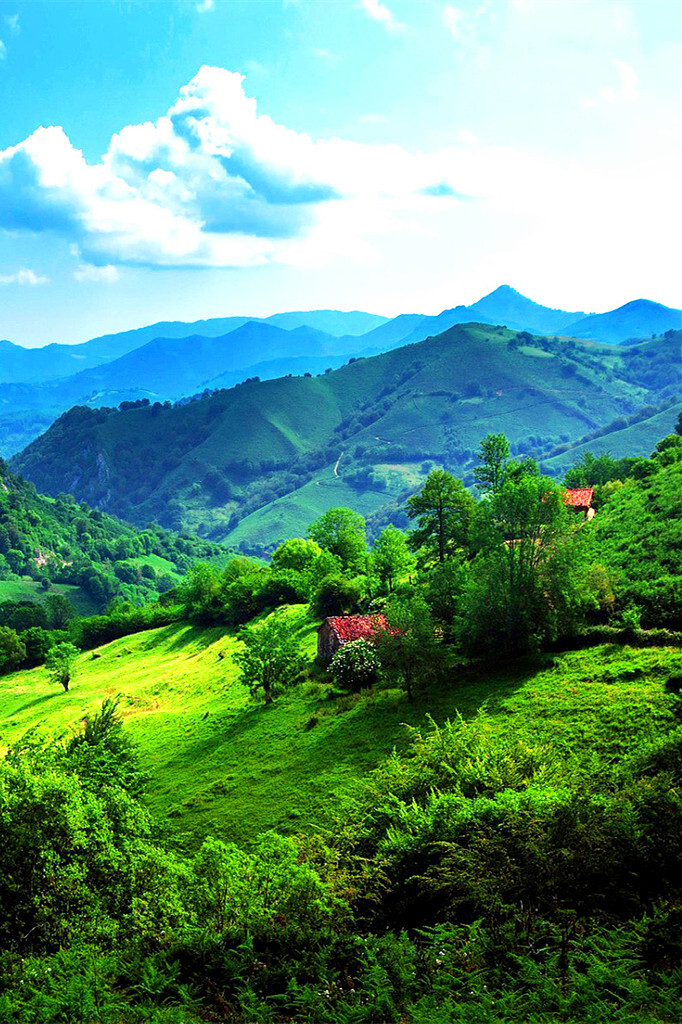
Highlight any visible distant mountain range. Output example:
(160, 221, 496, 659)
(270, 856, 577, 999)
(12, 321, 680, 554)
(1, 286, 679, 457)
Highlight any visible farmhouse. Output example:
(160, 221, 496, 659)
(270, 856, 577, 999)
(317, 614, 390, 664)
(563, 487, 596, 520)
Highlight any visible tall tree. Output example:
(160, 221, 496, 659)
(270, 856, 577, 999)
(463, 475, 589, 654)
(407, 470, 475, 563)
(473, 433, 511, 494)
(308, 508, 367, 572)
(370, 525, 415, 593)
(378, 596, 444, 701)
(45, 642, 79, 693)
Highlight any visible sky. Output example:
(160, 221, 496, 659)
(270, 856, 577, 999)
(0, 0, 680, 348)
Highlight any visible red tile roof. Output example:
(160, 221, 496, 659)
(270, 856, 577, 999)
(563, 487, 594, 508)
(324, 615, 390, 643)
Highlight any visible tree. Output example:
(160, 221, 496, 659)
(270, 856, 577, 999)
(44, 594, 76, 630)
(462, 474, 589, 654)
(235, 617, 305, 704)
(473, 433, 511, 494)
(370, 526, 415, 593)
(271, 537, 322, 573)
(311, 574, 363, 618)
(0, 626, 26, 674)
(406, 470, 475, 563)
(377, 597, 444, 701)
(308, 508, 367, 571)
(45, 642, 79, 692)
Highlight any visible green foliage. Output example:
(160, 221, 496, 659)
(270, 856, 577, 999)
(462, 473, 591, 654)
(311, 573, 364, 617)
(585, 444, 682, 628)
(329, 638, 380, 691)
(0, 626, 26, 674)
(370, 525, 415, 593)
(235, 614, 305, 704)
(406, 469, 474, 563)
(378, 596, 445, 700)
(308, 507, 367, 571)
(271, 537, 322, 572)
(473, 431, 510, 493)
(45, 641, 79, 692)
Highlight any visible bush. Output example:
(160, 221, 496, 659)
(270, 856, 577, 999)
(311, 574, 364, 618)
(329, 639, 380, 691)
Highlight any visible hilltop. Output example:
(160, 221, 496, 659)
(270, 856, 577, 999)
(12, 323, 681, 552)
(2, 287, 679, 457)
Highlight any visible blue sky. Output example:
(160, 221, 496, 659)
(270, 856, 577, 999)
(0, 0, 679, 347)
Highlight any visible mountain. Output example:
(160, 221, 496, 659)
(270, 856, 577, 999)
(12, 323, 680, 553)
(263, 309, 387, 335)
(2, 289, 678, 459)
(467, 285, 585, 333)
(562, 299, 682, 345)
(0, 310, 386, 386)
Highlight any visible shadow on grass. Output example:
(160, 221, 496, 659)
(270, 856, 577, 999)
(10, 690, 61, 718)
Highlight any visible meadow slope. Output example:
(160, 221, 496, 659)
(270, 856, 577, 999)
(1, 608, 679, 851)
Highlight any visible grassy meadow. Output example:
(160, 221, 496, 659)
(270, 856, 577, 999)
(1, 606, 679, 851)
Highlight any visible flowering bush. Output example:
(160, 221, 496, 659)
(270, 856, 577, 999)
(329, 639, 380, 691)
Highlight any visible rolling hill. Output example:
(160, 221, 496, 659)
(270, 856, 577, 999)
(563, 299, 682, 345)
(12, 323, 680, 552)
(2, 288, 678, 458)
(0, 457, 227, 612)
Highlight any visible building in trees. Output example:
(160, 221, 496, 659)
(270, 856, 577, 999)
(563, 487, 595, 520)
(317, 614, 389, 664)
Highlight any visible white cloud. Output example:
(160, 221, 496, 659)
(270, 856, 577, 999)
(359, 112, 388, 124)
(358, 0, 405, 33)
(0, 268, 49, 285)
(0, 66, 498, 270)
(5, 14, 19, 34)
(443, 5, 467, 42)
(73, 263, 119, 282)
(0, 40, 6, 60)
(195, 0, 214, 11)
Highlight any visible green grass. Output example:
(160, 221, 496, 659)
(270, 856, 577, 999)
(542, 401, 682, 476)
(0, 579, 99, 616)
(1, 607, 679, 852)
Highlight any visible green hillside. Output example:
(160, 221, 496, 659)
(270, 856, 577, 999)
(1, 608, 678, 854)
(13, 324, 680, 553)
(0, 457, 227, 612)
(541, 399, 682, 475)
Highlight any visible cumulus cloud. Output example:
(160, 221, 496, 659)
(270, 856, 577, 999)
(195, 0, 214, 11)
(0, 268, 49, 285)
(0, 39, 6, 60)
(73, 263, 119, 282)
(358, 0, 405, 33)
(0, 66, 507, 269)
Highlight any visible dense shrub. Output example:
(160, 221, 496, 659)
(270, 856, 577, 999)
(329, 639, 380, 691)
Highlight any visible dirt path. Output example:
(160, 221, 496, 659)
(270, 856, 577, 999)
(333, 452, 344, 477)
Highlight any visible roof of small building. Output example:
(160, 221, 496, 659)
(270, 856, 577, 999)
(321, 614, 390, 643)
(563, 487, 594, 508)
